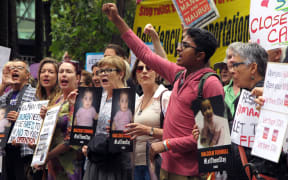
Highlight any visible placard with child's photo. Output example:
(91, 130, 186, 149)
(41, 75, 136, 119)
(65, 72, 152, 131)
(70, 87, 102, 145)
(109, 88, 135, 152)
(0, 106, 12, 148)
(192, 95, 232, 173)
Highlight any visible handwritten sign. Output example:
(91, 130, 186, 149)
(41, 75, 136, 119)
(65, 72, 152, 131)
(85, 52, 104, 73)
(249, 0, 288, 50)
(231, 90, 259, 148)
(31, 105, 61, 166)
(252, 63, 288, 162)
(172, 0, 219, 28)
(8, 100, 49, 144)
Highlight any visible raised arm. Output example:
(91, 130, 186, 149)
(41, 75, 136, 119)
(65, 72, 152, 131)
(102, 3, 184, 83)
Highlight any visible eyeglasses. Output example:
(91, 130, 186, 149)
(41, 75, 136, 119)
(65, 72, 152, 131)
(98, 68, 119, 75)
(136, 65, 152, 73)
(179, 42, 199, 51)
(10, 66, 25, 70)
(231, 62, 246, 68)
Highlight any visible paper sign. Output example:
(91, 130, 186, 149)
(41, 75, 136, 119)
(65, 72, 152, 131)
(85, 52, 104, 73)
(252, 110, 288, 162)
(8, 100, 49, 144)
(249, 0, 288, 50)
(31, 105, 61, 166)
(0, 46, 11, 83)
(231, 90, 259, 148)
(172, 0, 219, 28)
(252, 63, 288, 162)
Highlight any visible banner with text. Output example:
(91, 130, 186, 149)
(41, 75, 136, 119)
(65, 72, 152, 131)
(8, 100, 49, 144)
(231, 90, 259, 148)
(172, 0, 219, 28)
(252, 63, 288, 162)
(133, 0, 182, 63)
(31, 105, 61, 166)
(249, 0, 288, 50)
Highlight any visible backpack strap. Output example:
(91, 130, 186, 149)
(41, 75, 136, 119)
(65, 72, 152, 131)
(172, 70, 184, 88)
(159, 89, 168, 128)
(197, 72, 220, 99)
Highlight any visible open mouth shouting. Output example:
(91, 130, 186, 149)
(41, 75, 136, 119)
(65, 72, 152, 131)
(60, 79, 69, 87)
(100, 77, 109, 85)
(11, 73, 20, 80)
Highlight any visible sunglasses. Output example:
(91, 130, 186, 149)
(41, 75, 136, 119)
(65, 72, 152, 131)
(136, 65, 152, 73)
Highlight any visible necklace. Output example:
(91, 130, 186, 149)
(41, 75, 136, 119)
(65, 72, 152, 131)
(137, 94, 154, 116)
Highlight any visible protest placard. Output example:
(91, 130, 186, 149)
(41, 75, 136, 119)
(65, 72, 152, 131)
(172, 0, 219, 28)
(70, 87, 102, 146)
(231, 89, 259, 148)
(249, 0, 288, 50)
(8, 100, 49, 144)
(0, 46, 11, 84)
(109, 88, 135, 152)
(194, 95, 231, 173)
(252, 63, 288, 162)
(85, 52, 104, 73)
(31, 105, 61, 166)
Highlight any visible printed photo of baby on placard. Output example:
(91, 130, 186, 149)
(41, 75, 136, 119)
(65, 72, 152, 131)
(0, 106, 10, 133)
(70, 87, 102, 145)
(110, 88, 135, 152)
(195, 96, 231, 148)
(112, 90, 133, 131)
(73, 87, 101, 127)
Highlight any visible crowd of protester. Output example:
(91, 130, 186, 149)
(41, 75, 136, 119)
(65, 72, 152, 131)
(0, 2, 288, 180)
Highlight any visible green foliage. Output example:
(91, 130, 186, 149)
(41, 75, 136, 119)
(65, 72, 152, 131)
(50, 0, 136, 62)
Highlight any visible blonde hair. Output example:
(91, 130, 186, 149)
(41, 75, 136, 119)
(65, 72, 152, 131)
(98, 56, 130, 85)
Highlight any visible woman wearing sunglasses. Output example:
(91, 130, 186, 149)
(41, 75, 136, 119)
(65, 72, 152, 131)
(125, 58, 171, 180)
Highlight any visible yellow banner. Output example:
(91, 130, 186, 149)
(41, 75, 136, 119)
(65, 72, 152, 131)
(133, 0, 182, 62)
(133, 0, 250, 66)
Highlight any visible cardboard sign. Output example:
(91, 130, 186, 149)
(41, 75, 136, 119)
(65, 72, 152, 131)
(249, 0, 288, 50)
(252, 63, 288, 162)
(172, 0, 219, 28)
(8, 100, 49, 144)
(85, 52, 104, 73)
(31, 105, 61, 166)
(109, 88, 135, 152)
(194, 95, 231, 173)
(231, 90, 259, 148)
(70, 87, 102, 146)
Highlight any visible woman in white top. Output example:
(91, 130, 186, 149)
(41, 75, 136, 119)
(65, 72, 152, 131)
(125, 58, 170, 180)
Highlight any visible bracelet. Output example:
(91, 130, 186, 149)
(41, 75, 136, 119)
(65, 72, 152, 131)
(149, 127, 154, 136)
(163, 140, 170, 151)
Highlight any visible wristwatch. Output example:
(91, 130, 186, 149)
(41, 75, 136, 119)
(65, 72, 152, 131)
(149, 127, 154, 136)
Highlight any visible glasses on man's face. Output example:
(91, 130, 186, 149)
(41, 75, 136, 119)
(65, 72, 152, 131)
(231, 62, 246, 69)
(179, 42, 198, 51)
(10, 66, 25, 70)
(136, 65, 152, 73)
(98, 68, 119, 75)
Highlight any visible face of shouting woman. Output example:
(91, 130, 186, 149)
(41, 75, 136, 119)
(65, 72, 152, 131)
(39, 63, 58, 92)
(99, 64, 124, 91)
(58, 62, 79, 94)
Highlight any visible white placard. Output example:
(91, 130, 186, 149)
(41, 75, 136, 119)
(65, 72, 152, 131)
(261, 63, 288, 113)
(252, 110, 288, 162)
(31, 105, 61, 166)
(252, 62, 288, 162)
(249, 0, 288, 50)
(85, 52, 104, 73)
(231, 90, 259, 148)
(0, 46, 11, 83)
(8, 100, 49, 144)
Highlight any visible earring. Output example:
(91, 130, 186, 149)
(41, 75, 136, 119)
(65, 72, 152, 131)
(251, 75, 255, 80)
